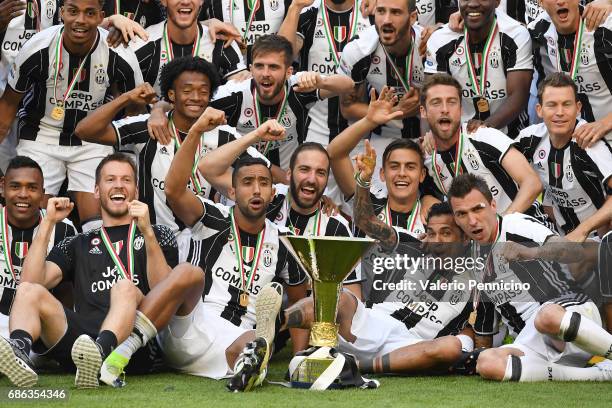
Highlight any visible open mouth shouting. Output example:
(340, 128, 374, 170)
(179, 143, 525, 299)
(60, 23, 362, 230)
(248, 197, 265, 211)
(109, 192, 127, 204)
(437, 117, 453, 132)
(556, 7, 570, 23)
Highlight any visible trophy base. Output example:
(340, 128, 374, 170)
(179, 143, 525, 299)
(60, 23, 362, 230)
(290, 355, 338, 389)
(288, 347, 380, 390)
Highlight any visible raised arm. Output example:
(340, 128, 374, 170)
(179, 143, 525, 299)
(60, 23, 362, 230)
(165, 107, 227, 227)
(500, 147, 543, 215)
(329, 87, 403, 198)
(128, 200, 171, 288)
(75, 83, 157, 145)
(0, 87, 23, 143)
(353, 140, 398, 252)
(293, 72, 355, 100)
(20, 198, 73, 288)
(277, 0, 314, 58)
(340, 81, 368, 121)
(198, 120, 287, 197)
(565, 179, 612, 242)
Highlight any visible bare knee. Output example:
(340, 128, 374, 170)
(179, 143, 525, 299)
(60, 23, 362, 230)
(476, 349, 508, 381)
(111, 279, 143, 304)
(534, 304, 565, 335)
(423, 336, 462, 363)
(15, 282, 57, 314)
(169, 263, 205, 291)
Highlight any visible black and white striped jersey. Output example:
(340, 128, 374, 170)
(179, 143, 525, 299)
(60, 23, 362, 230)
(206, 0, 290, 65)
(0, 0, 60, 91)
(102, 0, 164, 28)
(131, 21, 246, 93)
(365, 227, 494, 339)
(425, 11, 532, 138)
(112, 112, 267, 235)
(424, 125, 521, 214)
(8, 25, 143, 146)
(0, 215, 75, 316)
(472, 213, 588, 336)
(415, 0, 458, 27)
(187, 198, 305, 328)
(515, 121, 612, 236)
(529, 12, 612, 143)
(266, 183, 362, 284)
(296, 0, 371, 146)
(210, 76, 321, 168)
(339, 24, 425, 139)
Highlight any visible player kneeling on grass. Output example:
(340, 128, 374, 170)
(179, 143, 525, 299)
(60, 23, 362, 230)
(0, 153, 207, 389)
(104, 107, 308, 389)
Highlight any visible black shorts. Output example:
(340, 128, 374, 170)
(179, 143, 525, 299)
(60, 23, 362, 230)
(600, 231, 612, 299)
(32, 307, 164, 374)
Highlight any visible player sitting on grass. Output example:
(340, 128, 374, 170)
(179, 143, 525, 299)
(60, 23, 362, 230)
(446, 173, 612, 382)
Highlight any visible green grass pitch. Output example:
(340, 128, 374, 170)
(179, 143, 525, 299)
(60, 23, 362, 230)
(1, 346, 610, 408)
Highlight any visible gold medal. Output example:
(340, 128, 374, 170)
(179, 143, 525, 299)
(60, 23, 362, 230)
(468, 311, 477, 326)
(240, 292, 249, 307)
(476, 98, 489, 113)
(51, 105, 65, 121)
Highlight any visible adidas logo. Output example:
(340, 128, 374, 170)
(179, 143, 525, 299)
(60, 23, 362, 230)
(89, 246, 103, 255)
(159, 147, 169, 155)
(371, 67, 382, 75)
(244, 120, 254, 128)
(315, 30, 325, 39)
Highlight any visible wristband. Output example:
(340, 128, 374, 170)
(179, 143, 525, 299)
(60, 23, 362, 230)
(354, 171, 371, 188)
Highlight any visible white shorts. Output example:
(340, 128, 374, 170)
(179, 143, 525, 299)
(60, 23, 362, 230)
(339, 295, 421, 361)
(17, 140, 113, 194)
(501, 301, 601, 367)
(158, 302, 251, 379)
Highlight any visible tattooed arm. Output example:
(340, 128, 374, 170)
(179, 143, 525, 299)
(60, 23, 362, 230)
(352, 139, 399, 253)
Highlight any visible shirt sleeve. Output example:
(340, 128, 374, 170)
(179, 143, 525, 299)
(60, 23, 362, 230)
(213, 39, 247, 79)
(586, 142, 612, 187)
(339, 36, 372, 83)
(505, 25, 533, 71)
(277, 235, 307, 286)
(210, 91, 243, 127)
(112, 114, 152, 149)
(190, 196, 231, 239)
(110, 46, 145, 93)
(46, 235, 78, 283)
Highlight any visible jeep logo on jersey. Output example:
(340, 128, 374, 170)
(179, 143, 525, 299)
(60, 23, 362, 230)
(565, 164, 573, 182)
(489, 50, 499, 69)
(95, 68, 106, 85)
(269, 0, 279, 11)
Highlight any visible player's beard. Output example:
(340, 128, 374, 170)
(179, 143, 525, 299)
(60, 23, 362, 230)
(100, 197, 129, 219)
(256, 79, 285, 104)
(376, 20, 410, 47)
(290, 178, 325, 210)
(430, 116, 461, 144)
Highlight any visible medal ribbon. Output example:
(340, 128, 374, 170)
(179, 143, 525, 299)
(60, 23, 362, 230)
(169, 114, 204, 194)
(556, 18, 585, 80)
(463, 18, 498, 99)
(252, 83, 289, 155)
(286, 195, 322, 236)
(162, 22, 202, 62)
(28, 0, 40, 32)
(320, 1, 359, 67)
(52, 27, 99, 111)
(230, 208, 265, 297)
(431, 130, 465, 195)
(381, 29, 414, 92)
(383, 199, 420, 232)
(231, 0, 259, 44)
(99, 221, 136, 281)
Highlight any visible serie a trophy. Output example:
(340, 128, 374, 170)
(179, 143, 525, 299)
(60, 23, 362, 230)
(280, 236, 376, 390)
